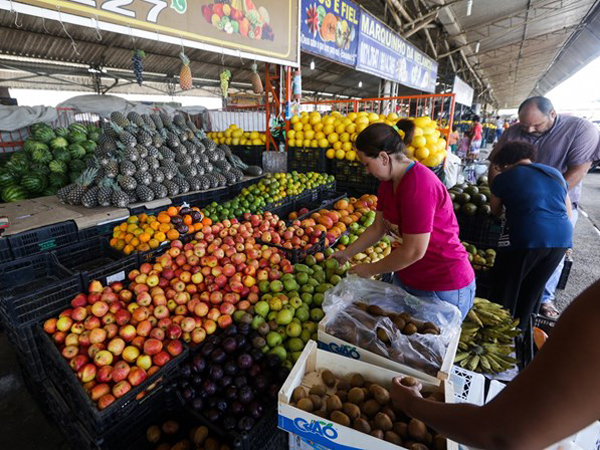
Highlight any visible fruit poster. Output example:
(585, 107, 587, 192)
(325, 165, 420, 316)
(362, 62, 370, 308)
(356, 9, 438, 93)
(18, 0, 299, 66)
(300, 0, 360, 67)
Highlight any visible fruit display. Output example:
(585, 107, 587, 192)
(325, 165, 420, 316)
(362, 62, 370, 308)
(287, 111, 447, 167)
(449, 178, 491, 217)
(42, 280, 186, 410)
(145, 420, 230, 450)
(207, 124, 267, 146)
(202, 0, 274, 41)
(176, 323, 289, 433)
(201, 172, 333, 223)
(462, 242, 496, 271)
(110, 205, 209, 255)
(457, 298, 521, 374)
(0, 122, 100, 202)
(290, 370, 449, 449)
(60, 111, 260, 208)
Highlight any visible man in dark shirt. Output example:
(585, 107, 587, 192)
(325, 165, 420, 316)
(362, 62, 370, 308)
(488, 96, 600, 316)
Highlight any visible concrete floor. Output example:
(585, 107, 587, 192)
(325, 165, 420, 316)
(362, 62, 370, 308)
(1, 172, 600, 449)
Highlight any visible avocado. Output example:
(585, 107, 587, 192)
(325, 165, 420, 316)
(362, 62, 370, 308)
(461, 203, 478, 216)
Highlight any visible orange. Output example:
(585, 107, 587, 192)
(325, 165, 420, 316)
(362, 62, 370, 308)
(123, 244, 135, 255)
(139, 233, 151, 243)
(143, 227, 154, 236)
(138, 243, 150, 252)
(139, 213, 148, 223)
(158, 223, 171, 233)
(155, 231, 166, 242)
(192, 206, 200, 212)
(167, 206, 178, 217)
(149, 239, 160, 249)
(127, 223, 138, 233)
(166, 229, 179, 240)
(113, 240, 125, 251)
(127, 216, 139, 224)
(124, 233, 134, 243)
(146, 215, 156, 223)
(201, 217, 212, 226)
(110, 238, 118, 247)
(119, 223, 128, 232)
(130, 237, 140, 248)
(150, 221, 160, 231)
(157, 213, 170, 224)
(183, 215, 193, 226)
(133, 228, 144, 237)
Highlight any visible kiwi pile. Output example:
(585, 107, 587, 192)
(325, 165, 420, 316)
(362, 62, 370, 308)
(291, 370, 447, 450)
(355, 303, 441, 340)
(146, 421, 230, 450)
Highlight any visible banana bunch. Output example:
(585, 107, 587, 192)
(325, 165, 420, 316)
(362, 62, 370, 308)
(456, 297, 521, 374)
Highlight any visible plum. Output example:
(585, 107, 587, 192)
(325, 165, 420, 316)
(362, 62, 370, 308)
(231, 400, 244, 415)
(223, 416, 236, 430)
(248, 363, 261, 377)
(253, 374, 268, 392)
(225, 386, 238, 400)
(216, 398, 228, 413)
(238, 416, 255, 431)
(221, 337, 238, 354)
(209, 364, 224, 380)
(192, 374, 203, 387)
(180, 363, 192, 378)
(219, 375, 233, 388)
(202, 379, 218, 396)
(237, 353, 253, 370)
(223, 360, 239, 376)
(249, 401, 264, 419)
(206, 408, 220, 423)
(234, 334, 248, 349)
(210, 348, 227, 364)
(266, 354, 281, 368)
(238, 322, 252, 335)
(192, 355, 207, 373)
(200, 343, 215, 357)
(249, 348, 263, 363)
(182, 387, 195, 402)
(234, 375, 247, 388)
(191, 396, 204, 411)
(224, 324, 238, 336)
(206, 335, 221, 347)
(238, 385, 254, 404)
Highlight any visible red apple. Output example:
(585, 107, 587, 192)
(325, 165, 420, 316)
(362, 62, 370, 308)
(78, 363, 97, 383)
(96, 365, 113, 383)
(143, 338, 163, 356)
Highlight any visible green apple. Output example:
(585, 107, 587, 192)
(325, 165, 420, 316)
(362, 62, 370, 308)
(301, 284, 315, 294)
(303, 321, 317, 333)
(266, 331, 282, 347)
(283, 279, 299, 292)
(254, 300, 270, 318)
(289, 297, 303, 309)
(233, 310, 246, 322)
(310, 308, 324, 321)
(286, 322, 302, 338)
(251, 315, 265, 330)
(270, 280, 284, 293)
(300, 329, 312, 343)
(295, 307, 309, 322)
(268, 297, 283, 311)
(329, 274, 342, 285)
(267, 311, 278, 321)
(288, 337, 305, 352)
(258, 280, 271, 293)
(276, 309, 293, 325)
(313, 293, 325, 306)
(304, 255, 317, 266)
(282, 273, 295, 282)
(301, 292, 313, 305)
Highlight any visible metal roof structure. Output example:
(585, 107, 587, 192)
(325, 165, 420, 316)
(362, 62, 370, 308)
(0, 1, 598, 108)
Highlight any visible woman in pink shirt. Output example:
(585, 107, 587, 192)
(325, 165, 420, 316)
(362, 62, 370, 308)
(468, 115, 483, 160)
(333, 122, 475, 318)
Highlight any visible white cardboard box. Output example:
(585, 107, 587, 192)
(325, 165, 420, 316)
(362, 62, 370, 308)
(278, 340, 458, 450)
(317, 312, 459, 383)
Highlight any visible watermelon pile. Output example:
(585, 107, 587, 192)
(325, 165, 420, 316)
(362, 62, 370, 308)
(0, 122, 100, 203)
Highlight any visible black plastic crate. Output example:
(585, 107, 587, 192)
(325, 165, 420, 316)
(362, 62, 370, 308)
(53, 237, 138, 286)
(523, 314, 557, 367)
(231, 145, 263, 167)
(8, 221, 79, 258)
(127, 204, 169, 217)
(0, 253, 82, 330)
(318, 181, 338, 198)
(456, 214, 502, 249)
(287, 147, 328, 173)
(77, 221, 120, 242)
(0, 236, 12, 262)
(39, 326, 189, 435)
(332, 160, 379, 193)
(9, 324, 48, 382)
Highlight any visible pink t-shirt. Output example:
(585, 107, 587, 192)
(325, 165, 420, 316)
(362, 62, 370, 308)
(472, 122, 483, 140)
(377, 162, 474, 291)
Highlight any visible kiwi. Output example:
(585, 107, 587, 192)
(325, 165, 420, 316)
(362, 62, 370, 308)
(423, 432, 433, 445)
(384, 431, 402, 445)
(367, 305, 385, 316)
(330, 411, 351, 427)
(342, 403, 361, 420)
(309, 385, 327, 396)
(380, 406, 396, 422)
(146, 425, 161, 443)
(326, 395, 343, 412)
(370, 429, 384, 439)
(170, 440, 192, 450)
(353, 417, 371, 434)
(423, 328, 440, 335)
(362, 387, 371, 399)
(350, 373, 365, 388)
(399, 312, 412, 322)
(393, 422, 408, 438)
(408, 418, 428, 441)
(373, 412, 393, 431)
(424, 321, 440, 333)
(401, 376, 418, 387)
(410, 444, 429, 450)
(348, 387, 365, 404)
(321, 370, 337, 387)
(355, 302, 369, 311)
(369, 385, 391, 405)
(204, 438, 219, 450)
(297, 398, 314, 412)
(433, 435, 448, 450)
(393, 317, 406, 330)
(337, 379, 351, 391)
(292, 386, 307, 402)
(376, 327, 391, 344)
(192, 426, 209, 446)
(403, 323, 418, 335)
(309, 394, 323, 410)
(361, 399, 381, 417)
(337, 390, 348, 402)
(314, 410, 329, 419)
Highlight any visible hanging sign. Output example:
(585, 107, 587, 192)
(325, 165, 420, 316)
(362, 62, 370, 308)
(300, 0, 360, 67)
(356, 8, 438, 92)
(11, 0, 300, 66)
(452, 75, 474, 107)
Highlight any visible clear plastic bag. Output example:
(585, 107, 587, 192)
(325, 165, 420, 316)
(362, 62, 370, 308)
(323, 276, 462, 376)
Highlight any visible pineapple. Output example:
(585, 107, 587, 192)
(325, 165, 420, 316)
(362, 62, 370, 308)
(179, 165, 197, 178)
(81, 186, 100, 208)
(159, 146, 175, 161)
(127, 111, 145, 128)
(158, 167, 174, 181)
(111, 185, 130, 207)
(147, 146, 160, 159)
(141, 114, 156, 130)
(57, 184, 77, 203)
(118, 174, 137, 191)
(173, 176, 190, 193)
(162, 180, 180, 196)
(187, 177, 202, 191)
(136, 130, 152, 146)
(197, 175, 211, 191)
(186, 120, 199, 133)
(136, 144, 149, 159)
(150, 113, 164, 130)
(221, 171, 237, 185)
(104, 160, 120, 178)
(152, 134, 164, 147)
(134, 171, 152, 186)
(214, 173, 227, 187)
(159, 112, 173, 128)
(179, 51, 193, 90)
(66, 168, 98, 205)
(173, 114, 187, 128)
(119, 130, 137, 148)
(147, 157, 160, 170)
(149, 168, 165, 184)
(110, 111, 129, 128)
(101, 121, 119, 138)
(124, 189, 138, 203)
(120, 161, 136, 177)
(195, 164, 206, 176)
(136, 185, 155, 202)
(148, 182, 168, 199)
(175, 152, 192, 166)
(124, 147, 140, 162)
(135, 159, 149, 173)
(97, 179, 113, 207)
(166, 132, 180, 149)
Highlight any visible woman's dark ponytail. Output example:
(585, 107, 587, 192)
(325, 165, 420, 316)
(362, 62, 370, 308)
(395, 119, 415, 145)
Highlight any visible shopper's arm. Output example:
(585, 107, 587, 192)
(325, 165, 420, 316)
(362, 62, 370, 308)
(565, 194, 572, 219)
(490, 194, 503, 217)
(332, 212, 385, 263)
(563, 162, 592, 191)
(352, 233, 429, 277)
(392, 279, 600, 450)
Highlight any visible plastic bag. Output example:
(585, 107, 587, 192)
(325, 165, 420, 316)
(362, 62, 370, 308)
(323, 276, 462, 376)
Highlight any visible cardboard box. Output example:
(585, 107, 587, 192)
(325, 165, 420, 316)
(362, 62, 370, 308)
(317, 312, 459, 382)
(278, 341, 457, 450)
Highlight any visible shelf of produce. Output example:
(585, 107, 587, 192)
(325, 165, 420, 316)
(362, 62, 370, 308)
(278, 341, 458, 450)
(53, 237, 138, 286)
(127, 197, 172, 216)
(39, 325, 188, 435)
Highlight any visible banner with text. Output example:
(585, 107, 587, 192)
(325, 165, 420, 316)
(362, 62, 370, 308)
(19, 0, 299, 65)
(300, 0, 360, 67)
(452, 76, 474, 107)
(356, 9, 438, 92)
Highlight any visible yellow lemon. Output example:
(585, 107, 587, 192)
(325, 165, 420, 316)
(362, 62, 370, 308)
(368, 112, 380, 122)
(304, 130, 315, 140)
(315, 131, 325, 140)
(319, 138, 330, 148)
(293, 122, 303, 132)
(295, 139, 303, 147)
(323, 124, 335, 135)
(333, 141, 343, 150)
(224, 129, 232, 138)
(379, 114, 386, 121)
(335, 149, 346, 160)
(251, 138, 261, 145)
(328, 133, 339, 144)
(300, 115, 309, 124)
(422, 126, 435, 136)
(415, 147, 430, 160)
(387, 112, 399, 121)
(229, 123, 238, 130)
(303, 123, 313, 132)
(249, 131, 259, 140)
(342, 142, 353, 152)
(422, 155, 437, 167)
(309, 116, 321, 126)
(287, 130, 296, 140)
(413, 127, 424, 137)
(232, 138, 240, 145)
(287, 138, 295, 147)
(356, 123, 368, 133)
(311, 140, 319, 148)
(296, 131, 304, 140)
(340, 132, 350, 143)
(233, 129, 243, 138)
(426, 135, 439, 146)
(405, 146, 415, 158)
(345, 123, 356, 134)
(290, 115, 300, 124)
(414, 116, 431, 128)
(326, 149, 336, 159)
(335, 124, 346, 134)
(323, 116, 335, 125)
(347, 112, 358, 121)
(346, 150, 357, 161)
(313, 122, 324, 132)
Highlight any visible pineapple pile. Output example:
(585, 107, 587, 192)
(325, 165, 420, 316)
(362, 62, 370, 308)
(57, 111, 256, 208)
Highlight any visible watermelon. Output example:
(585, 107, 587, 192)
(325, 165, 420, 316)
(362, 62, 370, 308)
(23, 140, 49, 154)
(68, 143, 86, 159)
(81, 140, 97, 153)
(86, 124, 98, 134)
(33, 126, 56, 143)
(41, 186, 58, 197)
(68, 159, 86, 173)
(30, 163, 51, 176)
(68, 131, 87, 143)
(50, 136, 69, 151)
(69, 123, 88, 135)
(32, 148, 52, 164)
(55, 127, 70, 138)
(21, 173, 48, 194)
(49, 172, 68, 187)
(5, 158, 29, 176)
(1, 185, 28, 202)
(69, 171, 82, 183)
(49, 160, 67, 174)
(87, 131, 100, 142)
(52, 148, 71, 163)
(0, 169, 16, 188)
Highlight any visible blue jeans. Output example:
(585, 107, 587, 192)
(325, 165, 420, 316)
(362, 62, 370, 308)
(393, 275, 476, 320)
(541, 207, 579, 303)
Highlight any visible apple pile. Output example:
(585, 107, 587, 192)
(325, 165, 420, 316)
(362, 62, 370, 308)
(42, 280, 185, 410)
